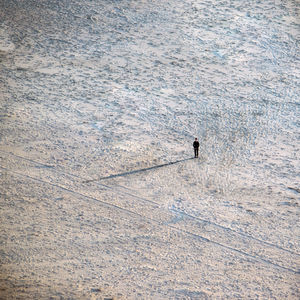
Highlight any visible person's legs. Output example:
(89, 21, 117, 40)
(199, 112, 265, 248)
(194, 148, 198, 158)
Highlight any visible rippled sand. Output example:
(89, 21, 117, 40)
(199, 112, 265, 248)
(0, 0, 299, 298)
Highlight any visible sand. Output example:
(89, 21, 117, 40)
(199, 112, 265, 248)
(0, 0, 299, 298)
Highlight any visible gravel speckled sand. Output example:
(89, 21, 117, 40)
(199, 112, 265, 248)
(0, 0, 299, 299)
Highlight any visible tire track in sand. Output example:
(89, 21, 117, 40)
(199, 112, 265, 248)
(0, 150, 299, 275)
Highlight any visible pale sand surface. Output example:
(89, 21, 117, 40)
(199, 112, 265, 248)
(0, 0, 299, 299)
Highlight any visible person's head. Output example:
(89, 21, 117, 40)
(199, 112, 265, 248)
(195, 138, 198, 141)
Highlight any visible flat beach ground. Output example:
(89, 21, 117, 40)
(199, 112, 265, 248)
(0, 0, 299, 299)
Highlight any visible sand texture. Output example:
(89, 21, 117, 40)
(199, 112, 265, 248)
(0, 0, 299, 299)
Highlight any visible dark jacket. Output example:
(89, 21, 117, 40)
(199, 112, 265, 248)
(193, 141, 199, 148)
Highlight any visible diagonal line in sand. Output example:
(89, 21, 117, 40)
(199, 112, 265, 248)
(1, 165, 299, 275)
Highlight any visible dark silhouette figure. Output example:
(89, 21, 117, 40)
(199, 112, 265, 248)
(193, 138, 199, 158)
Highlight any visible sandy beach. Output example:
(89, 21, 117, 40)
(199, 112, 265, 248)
(0, 0, 299, 298)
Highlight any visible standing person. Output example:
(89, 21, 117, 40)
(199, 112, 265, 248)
(193, 138, 199, 158)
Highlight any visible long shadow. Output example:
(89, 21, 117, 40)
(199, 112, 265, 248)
(84, 157, 195, 183)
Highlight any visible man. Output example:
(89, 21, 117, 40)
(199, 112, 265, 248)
(193, 138, 199, 158)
